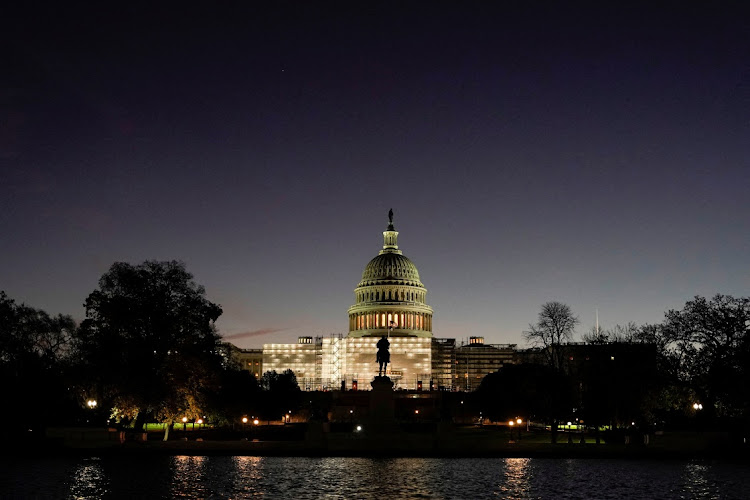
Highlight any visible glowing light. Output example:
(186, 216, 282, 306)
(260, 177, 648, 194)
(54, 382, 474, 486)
(253, 419, 259, 425)
(693, 403, 703, 410)
(182, 417, 188, 423)
(356, 425, 362, 432)
(86, 399, 97, 408)
(196, 419, 203, 424)
(509, 421, 514, 426)
(516, 418, 522, 425)
(242, 417, 248, 423)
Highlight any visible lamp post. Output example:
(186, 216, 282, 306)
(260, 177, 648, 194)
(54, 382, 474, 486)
(516, 418, 523, 441)
(693, 402, 703, 432)
(509, 420, 515, 443)
(85, 399, 98, 425)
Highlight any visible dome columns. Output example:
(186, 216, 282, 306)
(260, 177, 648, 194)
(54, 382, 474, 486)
(348, 309, 433, 337)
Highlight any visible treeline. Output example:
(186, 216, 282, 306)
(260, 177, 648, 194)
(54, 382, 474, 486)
(0, 261, 301, 441)
(476, 297, 750, 440)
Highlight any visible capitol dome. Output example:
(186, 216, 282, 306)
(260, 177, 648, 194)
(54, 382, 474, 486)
(359, 252, 422, 286)
(347, 211, 433, 338)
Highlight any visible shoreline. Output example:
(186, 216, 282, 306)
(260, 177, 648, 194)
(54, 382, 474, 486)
(7, 439, 748, 461)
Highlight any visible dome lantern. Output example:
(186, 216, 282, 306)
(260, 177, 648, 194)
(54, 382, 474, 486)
(381, 208, 400, 253)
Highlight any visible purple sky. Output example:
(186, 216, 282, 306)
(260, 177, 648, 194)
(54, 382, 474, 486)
(2, 3, 748, 348)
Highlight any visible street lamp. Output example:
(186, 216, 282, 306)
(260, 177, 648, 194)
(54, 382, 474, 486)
(508, 420, 515, 442)
(86, 399, 97, 409)
(516, 418, 523, 441)
(693, 402, 704, 432)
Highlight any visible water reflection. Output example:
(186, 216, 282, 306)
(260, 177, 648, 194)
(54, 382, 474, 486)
(498, 458, 532, 498)
(69, 457, 108, 499)
(232, 456, 264, 496)
(2, 455, 747, 499)
(170, 455, 208, 498)
(681, 462, 719, 499)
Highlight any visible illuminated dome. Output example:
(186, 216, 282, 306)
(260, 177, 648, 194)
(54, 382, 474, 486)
(359, 253, 422, 286)
(348, 210, 433, 338)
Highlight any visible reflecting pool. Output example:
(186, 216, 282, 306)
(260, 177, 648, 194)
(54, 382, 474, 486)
(1, 455, 748, 499)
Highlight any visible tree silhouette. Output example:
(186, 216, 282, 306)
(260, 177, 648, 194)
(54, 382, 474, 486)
(0, 291, 77, 432)
(524, 301, 579, 372)
(477, 363, 572, 426)
(259, 369, 301, 422)
(524, 301, 579, 442)
(661, 295, 750, 420)
(75, 261, 223, 436)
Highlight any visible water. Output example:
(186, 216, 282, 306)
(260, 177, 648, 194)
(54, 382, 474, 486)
(1, 455, 748, 499)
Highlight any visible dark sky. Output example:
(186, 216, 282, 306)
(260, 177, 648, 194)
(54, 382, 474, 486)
(2, 2, 748, 348)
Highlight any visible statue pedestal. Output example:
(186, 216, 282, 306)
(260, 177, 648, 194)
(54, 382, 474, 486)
(370, 375, 394, 392)
(368, 376, 396, 433)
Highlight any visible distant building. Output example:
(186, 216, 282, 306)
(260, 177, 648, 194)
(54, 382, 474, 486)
(454, 337, 516, 391)
(431, 338, 456, 391)
(228, 346, 263, 378)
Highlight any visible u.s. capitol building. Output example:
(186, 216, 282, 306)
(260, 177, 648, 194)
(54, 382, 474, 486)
(239, 211, 516, 391)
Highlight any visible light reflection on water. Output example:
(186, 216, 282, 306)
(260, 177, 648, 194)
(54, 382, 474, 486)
(1, 456, 748, 499)
(171, 455, 208, 498)
(499, 458, 531, 498)
(68, 457, 108, 499)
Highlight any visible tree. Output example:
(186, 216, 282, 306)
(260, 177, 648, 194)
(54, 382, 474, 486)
(0, 291, 78, 432)
(523, 301, 579, 442)
(477, 363, 572, 425)
(661, 295, 750, 420)
(582, 322, 640, 344)
(259, 369, 301, 422)
(524, 301, 579, 372)
(74, 261, 223, 438)
(207, 368, 260, 425)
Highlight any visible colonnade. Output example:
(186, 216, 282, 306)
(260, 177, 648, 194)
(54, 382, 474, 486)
(356, 289, 426, 303)
(349, 310, 432, 332)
